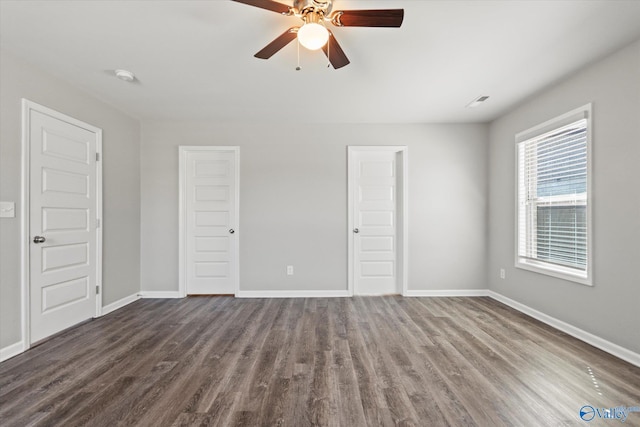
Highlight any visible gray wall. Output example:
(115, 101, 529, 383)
(488, 40, 640, 353)
(0, 51, 141, 349)
(141, 122, 489, 293)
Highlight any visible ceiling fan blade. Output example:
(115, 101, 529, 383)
(332, 9, 404, 27)
(231, 0, 291, 14)
(254, 28, 298, 59)
(322, 32, 350, 69)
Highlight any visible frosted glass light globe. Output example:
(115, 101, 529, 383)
(297, 23, 329, 50)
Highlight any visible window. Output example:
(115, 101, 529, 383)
(516, 105, 592, 285)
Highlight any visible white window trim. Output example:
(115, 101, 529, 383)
(514, 104, 593, 286)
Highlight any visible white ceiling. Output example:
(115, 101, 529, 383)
(2, 0, 640, 124)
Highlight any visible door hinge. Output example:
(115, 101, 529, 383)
(96, 152, 100, 161)
(96, 285, 100, 294)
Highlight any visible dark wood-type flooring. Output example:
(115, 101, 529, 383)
(1, 296, 639, 426)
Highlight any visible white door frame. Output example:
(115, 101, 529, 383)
(348, 146, 408, 296)
(178, 146, 240, 297)
(21, 99, 103, 348)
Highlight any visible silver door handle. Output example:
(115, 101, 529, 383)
(353, 228, 359, 234)
(33, 236, 46, 244)
(229, 229, 235, 234)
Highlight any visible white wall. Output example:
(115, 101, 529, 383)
(488, 40, 640, 353)
(0, 51, 141, 349)
(141, 122, 489, 294)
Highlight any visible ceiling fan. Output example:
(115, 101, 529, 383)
(232, 0, 404, 69)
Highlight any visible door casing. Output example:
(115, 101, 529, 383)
(21, 99, 103, 347)
(178, 146, 240, 297)
(348, 146, 408, 296)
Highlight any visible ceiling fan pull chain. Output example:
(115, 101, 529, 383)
(327, 33, 331, 68)
(296, 37, 302, 71)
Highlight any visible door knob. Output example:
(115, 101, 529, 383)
(33, 236, 46, 244)
(229, 229, 235, 234)
(353, 228, 359, 234)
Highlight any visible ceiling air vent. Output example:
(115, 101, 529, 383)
(466, 95, 490, 108)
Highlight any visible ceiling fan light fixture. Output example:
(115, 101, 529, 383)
(298, 22, 329, 50)
(232, 0, 404, 68)
(297, 13, 329, 50)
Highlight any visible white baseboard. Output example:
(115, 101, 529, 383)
(101, 293, 140, 316)
(236, 290, 351, 298)
(238, 289, 491, 298)
(1, 340, 26, 363)
(139, 291, 183, 299)
(488, 290, 640, 368)
(404, 289, 490, 297)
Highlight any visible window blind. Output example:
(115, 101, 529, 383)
(518, 119, 588, 272)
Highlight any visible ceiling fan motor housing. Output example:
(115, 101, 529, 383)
(293, 0, 332, 17)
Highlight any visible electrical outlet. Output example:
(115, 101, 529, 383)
(500, 268, 506, 279)
(287, 265, 294, 276)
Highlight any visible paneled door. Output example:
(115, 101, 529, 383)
(25, 101, 101, 343)
(179, 147, 239, 295)
(349, 147, 407, 295)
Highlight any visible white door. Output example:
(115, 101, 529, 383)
(349, 147, 407, 295)
(26, 103, 101, 343)
(180, 147, 239, 295)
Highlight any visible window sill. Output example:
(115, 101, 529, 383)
(515, 258, 592, 286)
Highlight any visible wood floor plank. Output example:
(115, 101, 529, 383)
(124, 300, 277, 426)
(342, 315, 394, 425)
(178, 301, 265, 413)
(287, 362, 313, 426)
(1, 296, 639, 427)
(205, 391, 241, 426)
(35, 300, 215, 424)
